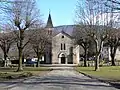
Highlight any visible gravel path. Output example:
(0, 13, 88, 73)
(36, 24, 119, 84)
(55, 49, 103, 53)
(0, 67, 116, 90)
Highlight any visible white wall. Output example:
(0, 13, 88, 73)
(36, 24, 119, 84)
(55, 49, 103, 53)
(52, 32, 73, 64)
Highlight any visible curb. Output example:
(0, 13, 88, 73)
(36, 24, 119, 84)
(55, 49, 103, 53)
(79, 71, 109, 83)
(77, 71, 120, 89)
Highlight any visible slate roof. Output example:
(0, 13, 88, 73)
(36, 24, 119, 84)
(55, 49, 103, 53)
(52, 25, 75, 37)
(46, 13, 53, 28)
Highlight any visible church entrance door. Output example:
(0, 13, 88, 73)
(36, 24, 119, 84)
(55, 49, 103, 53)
(61, 57, 66, 64)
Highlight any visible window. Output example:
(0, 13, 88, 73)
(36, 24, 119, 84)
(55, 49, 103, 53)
(61, 43, 66, 50)
(62, 36, 64, 38)
(64, 43, 66, 50)
(61, 43, 63, 50)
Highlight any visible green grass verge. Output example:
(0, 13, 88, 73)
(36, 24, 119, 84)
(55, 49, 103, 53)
(76, 66, 120, 82)
(0, 67, 52, 80)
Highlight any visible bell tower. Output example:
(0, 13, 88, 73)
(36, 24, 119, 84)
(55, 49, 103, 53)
(46, 11, 53, 35)
(44, 11, 53, 64)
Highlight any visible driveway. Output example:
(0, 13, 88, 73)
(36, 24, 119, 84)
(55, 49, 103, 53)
(0, 67, 119, 90)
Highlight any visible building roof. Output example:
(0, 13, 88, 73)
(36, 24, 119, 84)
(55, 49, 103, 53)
(60, 30, 73, 39)
(46, 13, 53, 28)
(52, 25, 75, 37)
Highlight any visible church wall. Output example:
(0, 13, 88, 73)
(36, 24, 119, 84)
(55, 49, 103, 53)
(52, 33, 73, 64)
(73, 45, 80, 64)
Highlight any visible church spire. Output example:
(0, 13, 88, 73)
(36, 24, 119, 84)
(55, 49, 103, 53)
(46, 11, 53, 28)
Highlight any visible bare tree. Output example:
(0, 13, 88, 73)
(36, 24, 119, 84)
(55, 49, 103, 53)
(22, 43, 34, 60)
(73, 25, 90, 67)
(30, 29, 50, 67)
(104, 0, 120, 66)
(0, 31, 15, 67)
(105, 0, 120, 10)
(105, 28, 120, 66)
(2, 0, 42, 71)
(75, 0, 108, 71)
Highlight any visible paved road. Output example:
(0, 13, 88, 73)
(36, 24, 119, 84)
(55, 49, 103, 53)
(0, 67, 119, 90)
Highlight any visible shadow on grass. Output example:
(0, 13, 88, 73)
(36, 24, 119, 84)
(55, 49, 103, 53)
(0, 67, 52, 72)
(76, 69, 120, 89)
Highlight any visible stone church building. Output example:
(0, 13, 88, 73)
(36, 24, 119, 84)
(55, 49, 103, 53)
(45, 13, 120, 64)
(0, 13, 81, 65)
(1, 13, 120, 66)
(45, 13, 81, 64)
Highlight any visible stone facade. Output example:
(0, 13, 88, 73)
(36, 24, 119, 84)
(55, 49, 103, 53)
(52, 31, 79, 64)
(45, 13, 120, 64)
(44, 13, 81, 64)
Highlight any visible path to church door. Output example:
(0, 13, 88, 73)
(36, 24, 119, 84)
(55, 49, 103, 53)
(61, 57, 66, 64)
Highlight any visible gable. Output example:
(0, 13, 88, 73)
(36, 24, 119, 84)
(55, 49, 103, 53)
(53, 31, 72, 40)
(54, 25, 74, 36)
(52, 32, 73, 45)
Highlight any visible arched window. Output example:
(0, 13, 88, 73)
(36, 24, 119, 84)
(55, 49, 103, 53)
(64, 43, 66, 50)
(61, 43, 63, 50)
(61, 43, 66, 50)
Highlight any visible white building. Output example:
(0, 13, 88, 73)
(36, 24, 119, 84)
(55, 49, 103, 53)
(44, 13, 82, 64)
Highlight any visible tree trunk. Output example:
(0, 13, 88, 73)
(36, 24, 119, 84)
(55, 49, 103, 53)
(94, 40, 103, 71)
(111, 55, 116, 66)
(111, 51, 116, 66)
(84, 48, 87, 67)
(36, 55, 40, 67)
(17, 30, 24, 72)
(4, 52, 7, 67)
(110, 46, 116, 66)
(95, 54, 100, 71)
(17, 47, 23, 72)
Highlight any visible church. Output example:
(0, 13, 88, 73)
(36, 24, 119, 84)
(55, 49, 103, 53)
(0, 13, 82, 66)
(44, 13, 81, 64)
(1, 13, 120, 66)
(29, 13, 120, 65)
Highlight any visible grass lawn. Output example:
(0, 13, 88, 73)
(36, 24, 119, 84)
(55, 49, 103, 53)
(76, 66, 120, 82)
(0, 67, 52, 80)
